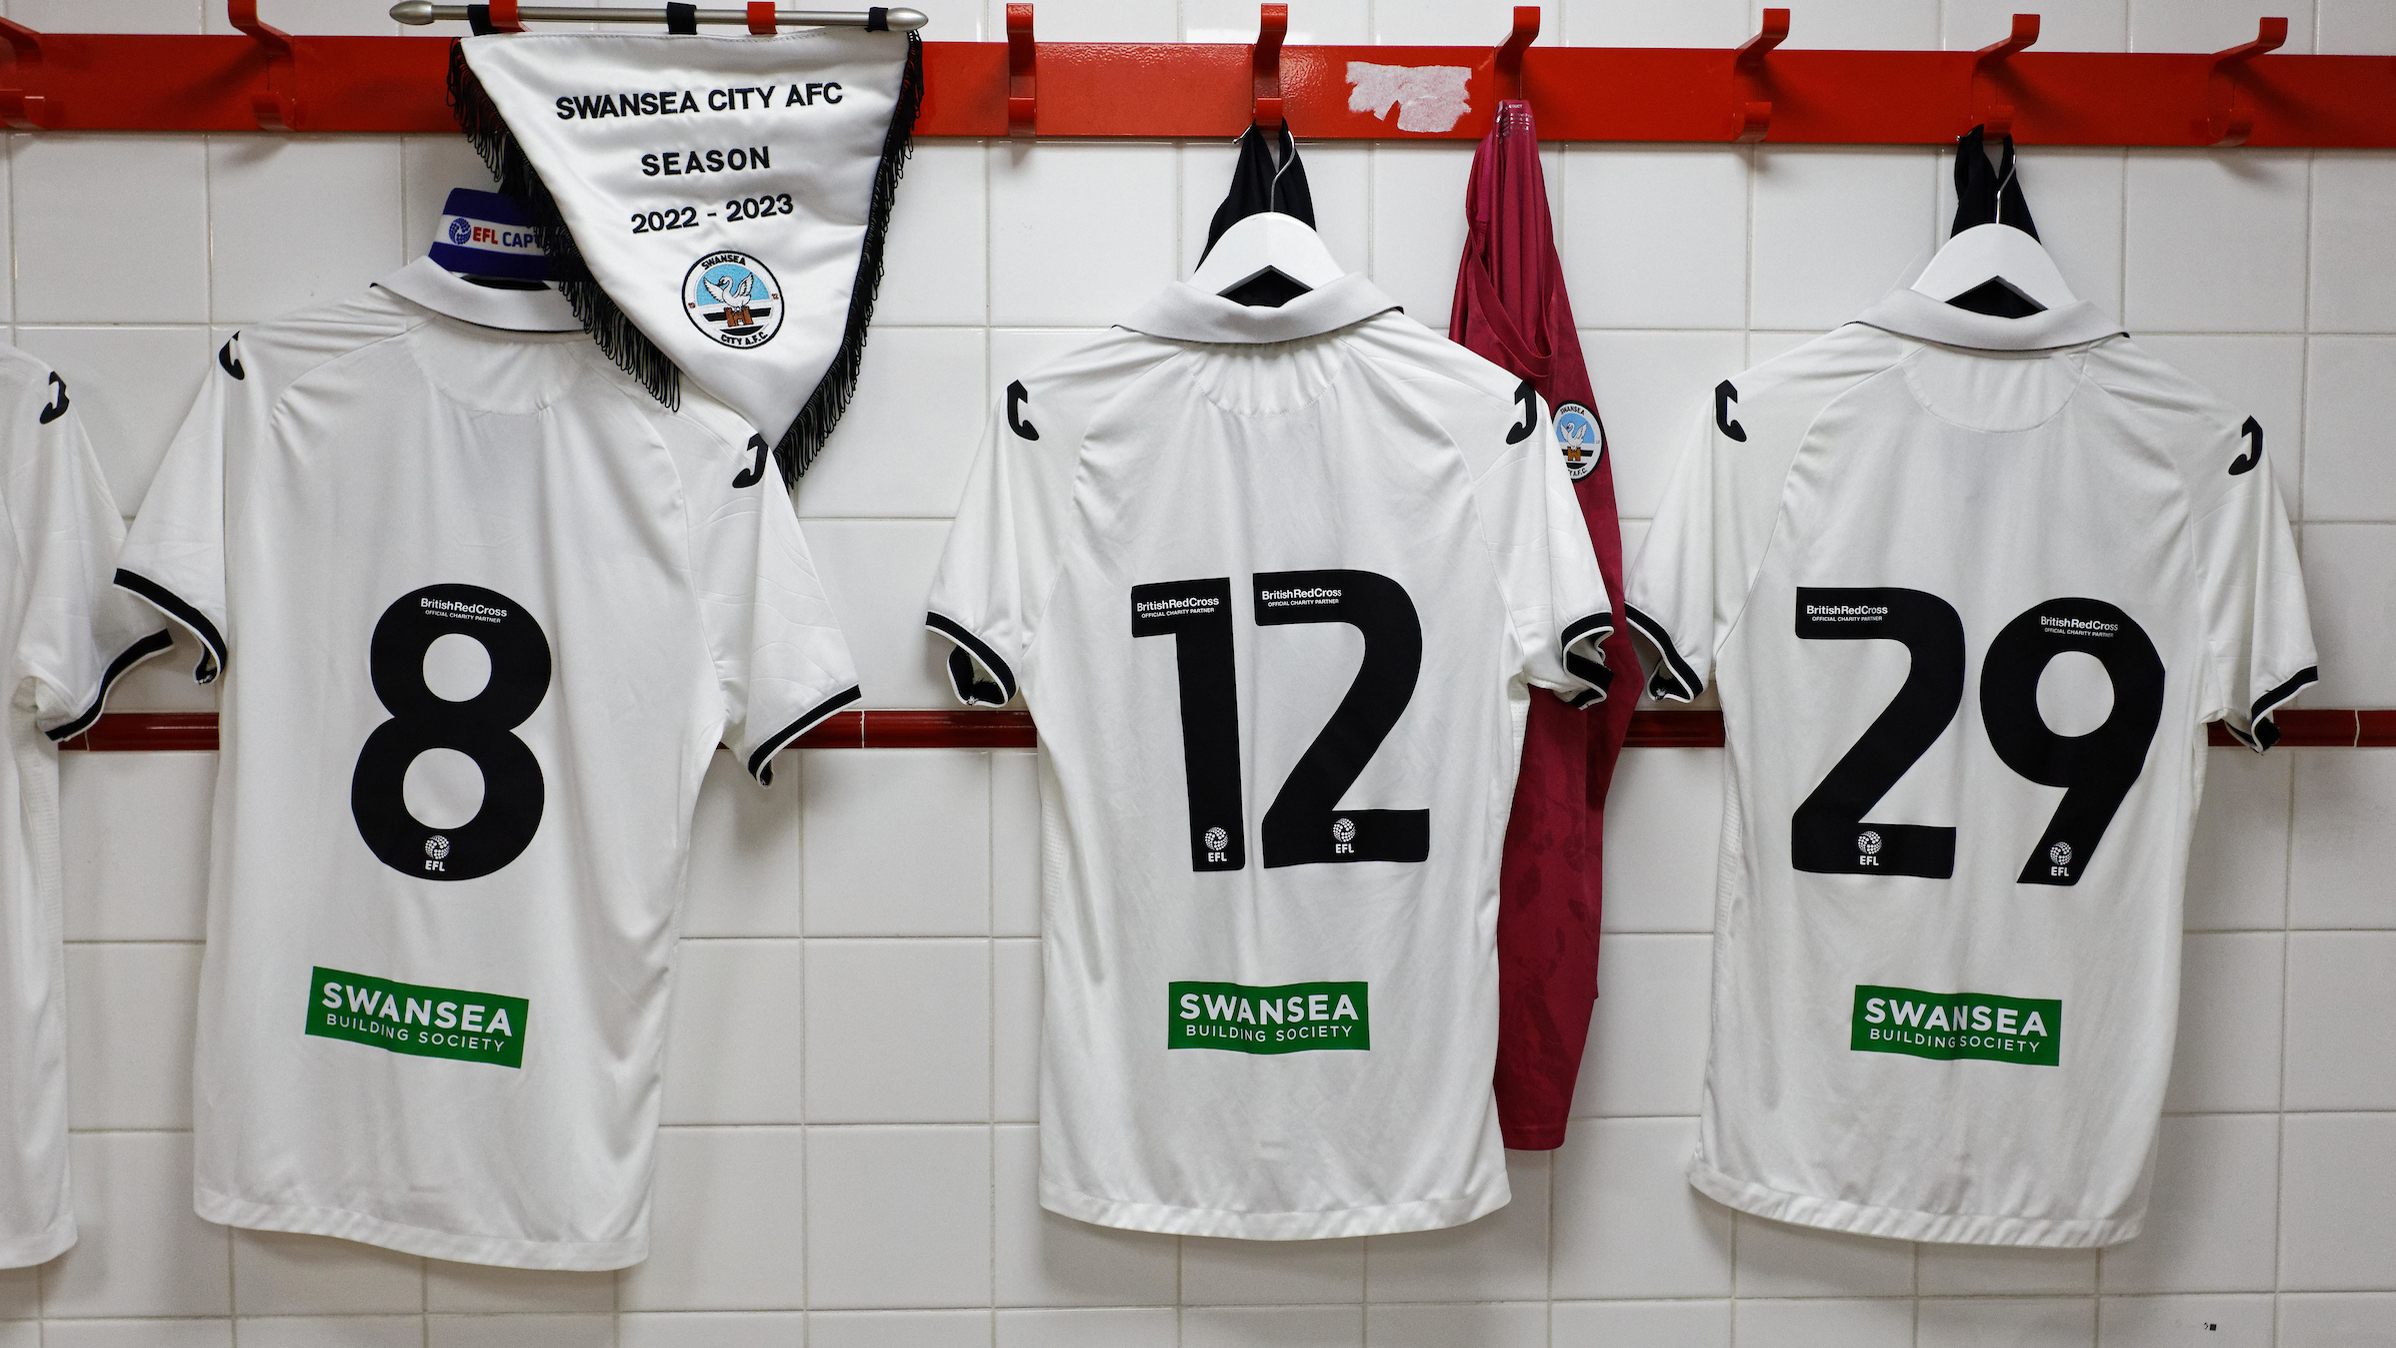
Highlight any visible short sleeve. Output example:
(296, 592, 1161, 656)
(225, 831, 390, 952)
(1469, 392, 1613, 706)
(6, 367, 172, 738)
(924, 383, 1073, 708)
(1623, 405, 1721, 703)
(116, 339, 236, 685)
(2195, 447, 2316, 751)
(692, 459, 861, 786)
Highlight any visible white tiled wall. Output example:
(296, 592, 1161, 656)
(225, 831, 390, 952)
(17, 0, 2396, 1344)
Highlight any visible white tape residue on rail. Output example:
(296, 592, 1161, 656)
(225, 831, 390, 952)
(1346, 62, 1473, 133)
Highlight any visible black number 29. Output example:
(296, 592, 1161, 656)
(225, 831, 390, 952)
(1792, 587, 2163, 887)
(351, 585, 552, 882)
(1133, 569, 1428, 872)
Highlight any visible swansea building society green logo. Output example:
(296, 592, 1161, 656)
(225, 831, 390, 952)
(1171, 980, 1368, 1054)
(1852, 984, 2059, 1067)
(307, 967, 529, 1069)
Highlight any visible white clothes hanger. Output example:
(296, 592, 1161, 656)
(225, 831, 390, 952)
(1186, 211, 1347, 302)
(1911, 222, 2078, 313)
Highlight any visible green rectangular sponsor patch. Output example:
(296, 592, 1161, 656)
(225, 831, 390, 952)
(1852, 984, 2059, 1067)
(307, 967, 528, 1069)
(1170, 981, 1369, 1054)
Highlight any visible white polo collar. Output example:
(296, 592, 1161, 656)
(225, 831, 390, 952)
(1853, 286, 2127, 352)
(1117, 273, 1403, 345)
(374, 257, 584, 333)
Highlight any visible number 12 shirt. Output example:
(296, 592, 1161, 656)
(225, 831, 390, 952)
(1628, 287, 2315, 1246)
(927, 274, 1612, 1239)
(116, 260, 860, 1269)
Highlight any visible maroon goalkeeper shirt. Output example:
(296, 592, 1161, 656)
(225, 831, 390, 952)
(1449, 100, 1637, 1150)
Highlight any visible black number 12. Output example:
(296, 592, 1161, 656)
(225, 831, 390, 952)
(1134, 570, 1428, 872)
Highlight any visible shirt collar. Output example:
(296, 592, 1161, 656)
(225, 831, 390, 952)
(374, 257, 584, 333)
(1116, 273, 1403, 345)
(1852, 285, 2127, 352)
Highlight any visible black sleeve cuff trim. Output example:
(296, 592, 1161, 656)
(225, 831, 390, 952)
(746, 684, 861, 785)
(44, 628, 174, 743)
(113, 569, 225, 685)
(1624, 604, 1700, 702)
(2233, 664, 2319, 753)
(2250, 665, 2318, 724)
(1563, 648, 1613, 702)
(1560, 610, 1614, 652)
(925, 612, 1016, 706)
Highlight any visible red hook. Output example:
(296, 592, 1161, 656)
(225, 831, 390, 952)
(1495, 5, 1539, 103)
(2206, 17, 2287, 147)
(1970, 13, 2039, 140)
(227, 0, 296, 130)
(0, 19, 45, 131)
(748, 1, 775, 34)
(1007, 3, 1036, 138)
(1253, 4, 1287, 131)
(1730, 8, 1789, 143)
(479, 0, 525, 32)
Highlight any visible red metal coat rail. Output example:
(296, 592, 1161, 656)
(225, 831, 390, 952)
(17, 6, 2393, 754)
(58, 709, 2396, 753)
(0, 6, 2391, 145)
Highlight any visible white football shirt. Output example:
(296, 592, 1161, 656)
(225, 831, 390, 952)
(926, 275, 1612, 1239)
(1628, 288, 2316, 1246)
(0, 345, 167, 1267)
(118, 259, 859, 1269)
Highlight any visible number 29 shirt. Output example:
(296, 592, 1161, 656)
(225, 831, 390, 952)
(116, 260, 860, 1269)
(926, 275, 1613, 1239)
(1627, 288, 2316, 1246)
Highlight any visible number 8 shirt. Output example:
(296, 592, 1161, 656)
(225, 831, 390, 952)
(115, 259, 860, 1269)
(926, 274, 1612, 1238)
(1627, 287, 2316, 1246)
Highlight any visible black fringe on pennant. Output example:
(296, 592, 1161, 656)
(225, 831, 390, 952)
(449, 40, 682, 415)
(776, 31, 922, 487)
(445, 33, 924, 489)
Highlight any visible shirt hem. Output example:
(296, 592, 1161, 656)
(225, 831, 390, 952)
(1685, 1157, 2142, 1248)
(196, 1186, 647, 1270)
(1039, 1177, 1508, 1240)
(0, 1217, 74, 1270)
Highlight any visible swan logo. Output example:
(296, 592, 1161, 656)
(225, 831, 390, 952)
(1555, 401, 1604, 480)
(683, 251, 783, 348)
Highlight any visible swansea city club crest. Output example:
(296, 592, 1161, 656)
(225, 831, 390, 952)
(1554, 401, 1604, 481)
(684, 251, 784, 349)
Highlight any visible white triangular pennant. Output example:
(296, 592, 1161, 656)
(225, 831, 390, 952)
(456, 28, 918, 482)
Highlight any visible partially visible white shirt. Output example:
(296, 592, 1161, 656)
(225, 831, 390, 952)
(1630, 288, 2316, 1247)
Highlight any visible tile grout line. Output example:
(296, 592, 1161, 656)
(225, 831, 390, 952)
(2273, 143, 2320, 1338)
(797, 751, 812, 1317)
(984, 753, 998, 1343)
(6, 118, 31, 1348)
(986, 748, 1001, 1340)
(209, 123, 238, 1348)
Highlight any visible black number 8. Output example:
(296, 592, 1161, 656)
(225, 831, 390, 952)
(350, 584, 551, 882)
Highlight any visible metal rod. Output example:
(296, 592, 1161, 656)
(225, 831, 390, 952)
(390, 3, 928, 29)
